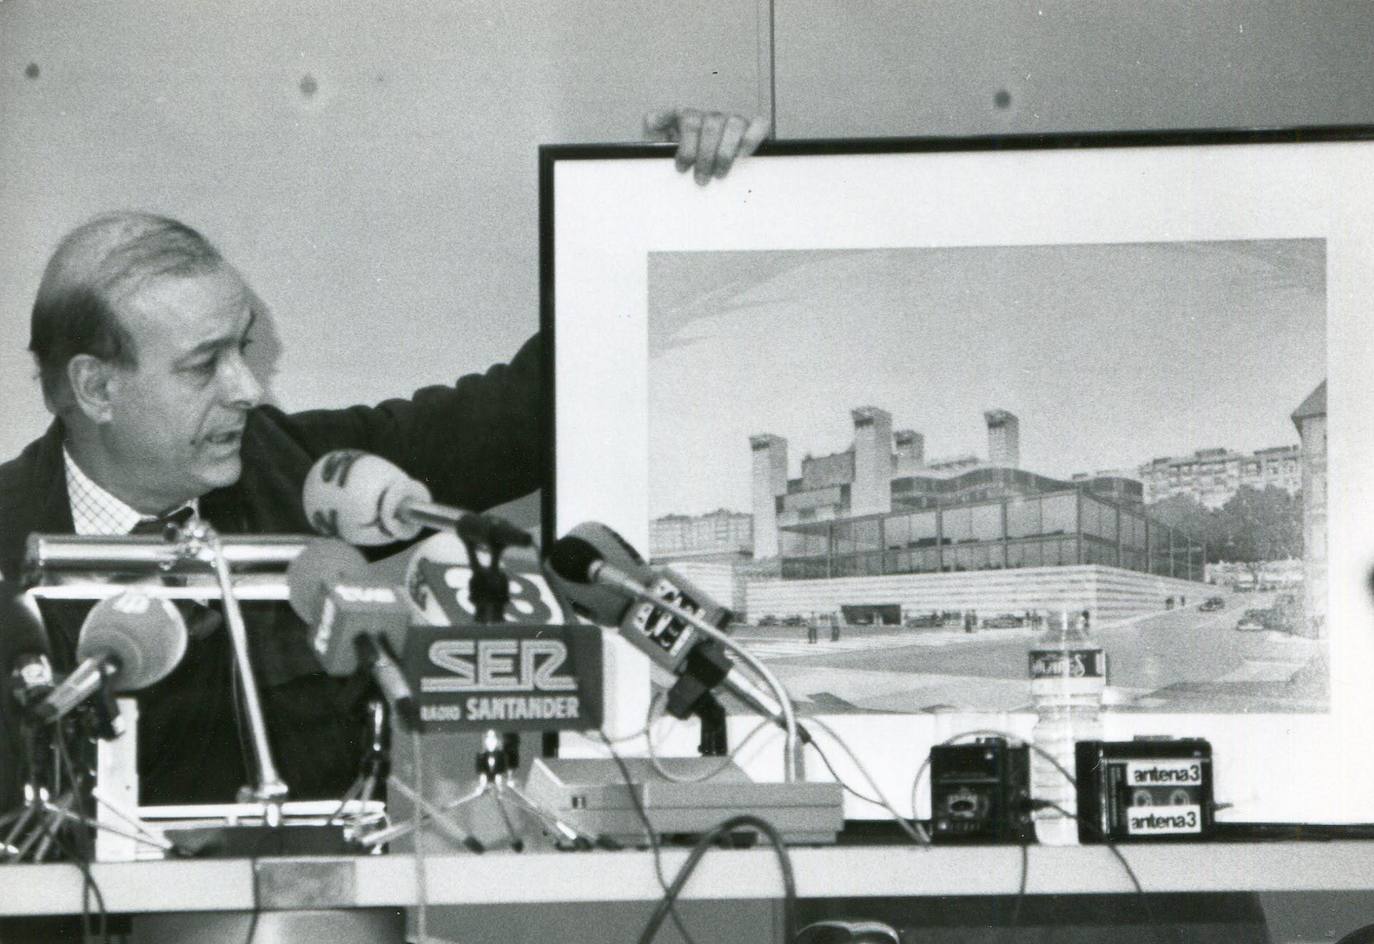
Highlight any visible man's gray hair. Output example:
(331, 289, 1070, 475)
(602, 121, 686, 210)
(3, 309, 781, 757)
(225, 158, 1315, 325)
(28, 211, 224, 413)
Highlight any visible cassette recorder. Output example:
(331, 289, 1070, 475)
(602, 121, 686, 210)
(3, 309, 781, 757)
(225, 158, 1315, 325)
(1075, 738, 1214, 843)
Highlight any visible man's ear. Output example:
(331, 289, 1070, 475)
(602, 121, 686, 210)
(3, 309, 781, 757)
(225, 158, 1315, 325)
(67, 354, 117, 423)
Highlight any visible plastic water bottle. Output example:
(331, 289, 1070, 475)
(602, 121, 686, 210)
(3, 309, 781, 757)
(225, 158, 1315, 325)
(1028, 610, 1106, 845)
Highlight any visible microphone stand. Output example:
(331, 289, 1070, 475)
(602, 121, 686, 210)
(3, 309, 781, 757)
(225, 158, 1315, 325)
(357, 728, 616, 854)
(617, 580, 804, 782)
(329, 697, 391, 837)
(361, 518, 615, 853)
(1, 714, 174, 862)
(175, 522, 289, 823)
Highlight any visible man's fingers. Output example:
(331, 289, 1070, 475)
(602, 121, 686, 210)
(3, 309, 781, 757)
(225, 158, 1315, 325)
(740, 115, 771, 157)
(694, 112, 727, 184)
(712, 114, 750, 179)
(674, 108, 704, 173)
(642, 109, 679, 142)
(646, 108, 771, 181)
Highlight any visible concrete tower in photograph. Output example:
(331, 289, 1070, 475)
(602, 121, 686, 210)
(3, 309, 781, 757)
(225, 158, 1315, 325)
(850, 406, 894, 517)
(750, 433, 788, 559)
(984, 409, 1020, 469)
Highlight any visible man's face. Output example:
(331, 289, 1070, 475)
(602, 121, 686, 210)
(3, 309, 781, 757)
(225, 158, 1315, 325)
(98, 265, 264, 511)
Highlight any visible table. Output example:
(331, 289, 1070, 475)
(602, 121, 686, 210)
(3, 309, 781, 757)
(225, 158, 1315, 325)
(4, 843, 1374, 942)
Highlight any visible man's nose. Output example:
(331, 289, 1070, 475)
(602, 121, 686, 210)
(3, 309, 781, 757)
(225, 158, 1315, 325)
(221, 352, 264, 409)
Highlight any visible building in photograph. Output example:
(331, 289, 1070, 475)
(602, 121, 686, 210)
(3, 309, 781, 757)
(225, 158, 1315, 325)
(649, 508, 753, 563)
(750, 406, 1197, 581)
(1139, 444, 1302, 509)
(1292, 380, 1327, 638)
(742, 406, 1204, 626)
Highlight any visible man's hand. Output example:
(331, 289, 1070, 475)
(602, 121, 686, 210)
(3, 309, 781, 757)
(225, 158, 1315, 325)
(643, 109, 771, 185)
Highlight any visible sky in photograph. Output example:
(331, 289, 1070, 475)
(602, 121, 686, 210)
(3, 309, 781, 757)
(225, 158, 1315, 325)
(646, 240, 1326, 519)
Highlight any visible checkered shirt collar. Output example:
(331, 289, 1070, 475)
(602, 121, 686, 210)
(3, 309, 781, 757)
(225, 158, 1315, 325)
(62, 447, 199, 537)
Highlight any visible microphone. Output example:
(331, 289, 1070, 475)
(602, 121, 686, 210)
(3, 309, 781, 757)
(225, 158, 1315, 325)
(404, 530, 578, 627)
(302, 450, 532, 549)
(547, 526, 808, 743)
(34, 591, 188, 724)
(3, 583, 54, 712)
(286, 537, 372, 625)
(286, 539, 418, 727)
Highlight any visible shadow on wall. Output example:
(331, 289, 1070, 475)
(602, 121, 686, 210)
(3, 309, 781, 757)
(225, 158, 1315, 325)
(244, 288, 283, 406)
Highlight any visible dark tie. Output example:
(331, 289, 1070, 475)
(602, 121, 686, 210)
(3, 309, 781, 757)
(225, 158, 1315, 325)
(129, 506, 222, 640)
(130, 505, 196, 539)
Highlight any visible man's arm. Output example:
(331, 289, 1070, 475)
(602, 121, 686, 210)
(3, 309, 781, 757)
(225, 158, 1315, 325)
(273, 333, 544, 515)
(264, 110, 765, 512)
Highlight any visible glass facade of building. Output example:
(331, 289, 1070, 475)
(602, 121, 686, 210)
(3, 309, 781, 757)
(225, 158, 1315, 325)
(779, 489, 1204, 582)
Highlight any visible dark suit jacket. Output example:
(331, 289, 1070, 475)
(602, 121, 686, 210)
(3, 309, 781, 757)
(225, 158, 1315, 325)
(0, 334, 544, 811)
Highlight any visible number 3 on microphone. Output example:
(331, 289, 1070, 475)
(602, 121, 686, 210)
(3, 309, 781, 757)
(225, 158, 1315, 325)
(440, 566, 558, 623)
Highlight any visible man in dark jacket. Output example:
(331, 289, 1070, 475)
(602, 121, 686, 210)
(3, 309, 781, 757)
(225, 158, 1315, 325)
(0, 210, 547, 811)
(0, 108, 771, 815)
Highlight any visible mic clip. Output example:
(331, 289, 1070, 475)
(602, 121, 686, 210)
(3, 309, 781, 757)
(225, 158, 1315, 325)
(83, 665, 124, 742)
(455, 514, 528, 624)
(36, 661, 126, 741)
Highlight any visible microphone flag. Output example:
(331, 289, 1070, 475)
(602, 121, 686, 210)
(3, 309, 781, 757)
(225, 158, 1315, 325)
(397, 530, 601, 731)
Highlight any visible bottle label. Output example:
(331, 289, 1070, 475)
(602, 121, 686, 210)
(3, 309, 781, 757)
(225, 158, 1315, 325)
(1028, 648, 1105, 680)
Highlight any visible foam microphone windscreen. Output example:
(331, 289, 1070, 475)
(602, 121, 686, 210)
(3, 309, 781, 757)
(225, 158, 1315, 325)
(546, 522, 655, 627)
(286, 538, 371, 625)
(302, 450, 432, 545)
(0, 581, 49, 667)
(313, 582, 412, 677)
(77, 591, 188, 692)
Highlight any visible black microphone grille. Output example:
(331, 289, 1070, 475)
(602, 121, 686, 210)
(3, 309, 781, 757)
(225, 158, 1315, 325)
(0, 581, 49, 662)
(547, 536, 604, 584)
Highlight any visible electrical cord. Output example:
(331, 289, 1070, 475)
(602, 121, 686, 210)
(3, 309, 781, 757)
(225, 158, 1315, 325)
(411, 727, 430, 944)
(637, 814, 797, 944)
(54, 730, 110, 944)
(48, 825, 110, 944)
(1020, 738, 1178, 943)
(1040, 800, 1181, 944)
(1001, 833, 1029, 942)
(807, 737, 882, 806)
(643, 690, 773, 784)
(806, 716, 929, 847)
(911, 727, 1182, 944)
(644, 688, 928, 847)
(594, 731, 699, 944)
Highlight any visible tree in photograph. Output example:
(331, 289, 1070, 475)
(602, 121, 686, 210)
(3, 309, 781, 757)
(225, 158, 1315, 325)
(1213, 485, 1302, 581)
(1148, 493, 1213, 539)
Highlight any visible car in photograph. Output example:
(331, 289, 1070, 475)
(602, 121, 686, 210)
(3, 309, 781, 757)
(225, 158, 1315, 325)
(1262, 606, 1297, 634)
(1199, 596, 1226, 612)
(982, 614, 1025, 628)
(1236, 609, 1268, 632)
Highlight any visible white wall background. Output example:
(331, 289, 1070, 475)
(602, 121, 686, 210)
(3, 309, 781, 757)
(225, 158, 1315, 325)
(773, 1, 1374, 136)
(0, 0, 762, 460)
(4, 2, 1373, 463)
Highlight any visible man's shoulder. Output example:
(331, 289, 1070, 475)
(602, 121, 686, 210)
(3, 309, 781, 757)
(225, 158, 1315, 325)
(0, 425, 61, 510)
(0, 424, 66, 580)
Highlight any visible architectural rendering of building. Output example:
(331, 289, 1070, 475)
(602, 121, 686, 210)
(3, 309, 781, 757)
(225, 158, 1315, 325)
(1292, 380, 1327, 638)
(1138, 444, 1302, 508)
(649, 508, 753, 563)
(749, 407, 1203, 584)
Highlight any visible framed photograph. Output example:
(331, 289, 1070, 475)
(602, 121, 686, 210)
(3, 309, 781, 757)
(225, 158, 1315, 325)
(540, 128, 1374, 823)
